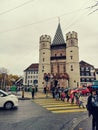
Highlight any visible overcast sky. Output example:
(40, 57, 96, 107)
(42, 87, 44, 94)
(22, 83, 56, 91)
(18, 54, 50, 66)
(0, 0, 98, 76)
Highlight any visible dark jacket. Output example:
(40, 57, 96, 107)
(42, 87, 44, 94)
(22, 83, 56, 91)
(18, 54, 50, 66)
(87, 95, 98, 117)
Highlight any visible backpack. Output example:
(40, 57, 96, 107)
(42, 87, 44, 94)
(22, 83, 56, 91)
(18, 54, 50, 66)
(91, 95, 98, 107)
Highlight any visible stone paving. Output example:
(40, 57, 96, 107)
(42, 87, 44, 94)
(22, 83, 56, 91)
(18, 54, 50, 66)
(16, 91, 52, 99)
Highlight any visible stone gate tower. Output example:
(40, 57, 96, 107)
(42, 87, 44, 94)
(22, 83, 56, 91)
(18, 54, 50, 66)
(66, 31, 80, 88)
(38, 35, 51, 90)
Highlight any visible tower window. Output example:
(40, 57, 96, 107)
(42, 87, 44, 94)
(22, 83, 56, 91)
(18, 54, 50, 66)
(70, 56, 73, 59)
(60, 53, 62, 56)
(55, 54, 57, 57)
(43, 43, 45, 46)
(42, 66, 44, 72)
(57, 64, 59, 73)
(43, 58, 45, 62)
(42, 66, 44, 69)
(71, 40, 74, 46)
(71, 65, 73, 71)
(51, 64, 53, 73)
(63, 65, 66, 73)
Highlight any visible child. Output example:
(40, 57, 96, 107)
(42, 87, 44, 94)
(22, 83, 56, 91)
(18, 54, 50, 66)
(61, 91, 66, 101)
(78, 94, 85, 108)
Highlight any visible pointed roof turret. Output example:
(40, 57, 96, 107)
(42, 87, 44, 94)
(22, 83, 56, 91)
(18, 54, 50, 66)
(52, 23, 65, 45)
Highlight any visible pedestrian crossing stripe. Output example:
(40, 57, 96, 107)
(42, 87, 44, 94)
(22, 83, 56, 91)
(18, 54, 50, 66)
(52, 109, 86, 113)
(46, 106, 79, 110)
(33, 99, 86, 113)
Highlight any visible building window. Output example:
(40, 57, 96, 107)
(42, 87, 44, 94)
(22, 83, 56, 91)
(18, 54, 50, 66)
(71, 65, 73, 71)
(70, 56, 73, 60)
(55, 54, 57, 57)
(28, 76, 30, 78)
(63, 65, 66, 73)
(42, 70, 44, 72)
(43, 43, 45, 46)
(51, 64, 53, 73)
(91, 72, 94, 76)
(30, 80, 32, 83)
(81, 78, 85, 82)
(86, 67, 89, 71)
(91, 78, 94, 81)
(42, 66, 44, 72)
(57, 64, 59, 73)
(86, 78, 90, 82)
(81, 72, 84, 76)
(60, 53, 62, 56)
(86, 72, 90, 76)
(81, 67, 84, 71)
(43, 58, 45, 62)
(71, 40, 74, 46)
(90, 67, 93, 70)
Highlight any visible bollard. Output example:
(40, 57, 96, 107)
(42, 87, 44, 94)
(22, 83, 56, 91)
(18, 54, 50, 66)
(79, 128, 83, 130)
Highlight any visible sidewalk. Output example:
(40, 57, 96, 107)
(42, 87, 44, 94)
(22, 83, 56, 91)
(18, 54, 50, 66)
(74, 116, 92, 130)
(16, 91, 52, 100)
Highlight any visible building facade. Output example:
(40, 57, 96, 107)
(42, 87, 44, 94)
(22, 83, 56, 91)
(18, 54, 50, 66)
(23, 23, 98, 90)
(23, 64, 38, 87)
(38, 23, 80, 90)
(23, 60, 98, 88)
(80, 60, 96, 86)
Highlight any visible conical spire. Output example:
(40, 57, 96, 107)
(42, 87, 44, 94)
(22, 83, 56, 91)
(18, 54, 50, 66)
(52, 23, 65, 45)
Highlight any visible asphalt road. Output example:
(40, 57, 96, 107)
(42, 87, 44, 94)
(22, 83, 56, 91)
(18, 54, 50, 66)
(0, 99, 87, 130)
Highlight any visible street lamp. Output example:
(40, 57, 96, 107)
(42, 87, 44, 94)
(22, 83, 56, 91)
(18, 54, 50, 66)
(0, 68, 7, 90)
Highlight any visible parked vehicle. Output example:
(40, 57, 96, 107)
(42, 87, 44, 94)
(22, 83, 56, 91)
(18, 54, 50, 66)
(0, 89, 18, 110)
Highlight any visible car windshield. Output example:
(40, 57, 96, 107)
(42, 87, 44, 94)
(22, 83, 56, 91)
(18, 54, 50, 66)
(0, 90, 8, 96)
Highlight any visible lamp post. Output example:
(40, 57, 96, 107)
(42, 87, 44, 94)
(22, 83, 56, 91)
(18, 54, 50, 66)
(0, 68, 7, 90)
(44, 74, 50, 98)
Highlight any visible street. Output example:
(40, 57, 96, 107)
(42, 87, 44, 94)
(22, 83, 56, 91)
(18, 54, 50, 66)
(0, 94, 88, 130)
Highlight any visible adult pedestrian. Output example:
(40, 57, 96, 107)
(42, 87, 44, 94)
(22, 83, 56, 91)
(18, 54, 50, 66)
(86, 89, 98, 130)
(31, 86, 35, 99)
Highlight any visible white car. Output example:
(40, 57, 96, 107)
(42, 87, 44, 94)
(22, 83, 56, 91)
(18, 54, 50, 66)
(0, 89, 18, 110)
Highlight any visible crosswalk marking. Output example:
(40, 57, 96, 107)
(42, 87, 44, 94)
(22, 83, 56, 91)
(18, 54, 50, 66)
(52, 109, 86, 113)
(33, 98, 86, 113)
(47, 106, 79, 110)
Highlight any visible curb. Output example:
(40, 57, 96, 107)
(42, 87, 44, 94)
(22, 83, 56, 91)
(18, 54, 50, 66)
(70, 115, 88, 130)
(18, 97, 31, 100)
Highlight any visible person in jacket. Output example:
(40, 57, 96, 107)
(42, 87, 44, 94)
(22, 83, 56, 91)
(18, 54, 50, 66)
(31, 86, 35, 99)
(86, 89, 98, 130)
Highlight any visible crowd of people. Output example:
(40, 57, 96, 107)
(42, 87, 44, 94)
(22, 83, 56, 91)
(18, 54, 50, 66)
(49, 86, 87, 108)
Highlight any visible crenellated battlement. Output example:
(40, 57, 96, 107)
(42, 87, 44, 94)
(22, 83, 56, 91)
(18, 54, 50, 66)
(40, 35, 51, 43)
(66, 31, 78, 40)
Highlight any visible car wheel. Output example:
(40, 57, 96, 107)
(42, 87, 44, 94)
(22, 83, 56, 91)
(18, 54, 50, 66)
(4, 102, 13, 110)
